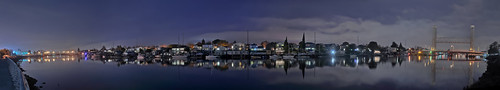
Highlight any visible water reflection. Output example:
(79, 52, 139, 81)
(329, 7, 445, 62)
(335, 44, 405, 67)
(19, 55, 487, 90)
(19, 56, 418, 72)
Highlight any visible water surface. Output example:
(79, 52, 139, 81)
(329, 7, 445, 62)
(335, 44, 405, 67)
(20, 56, 486, 90)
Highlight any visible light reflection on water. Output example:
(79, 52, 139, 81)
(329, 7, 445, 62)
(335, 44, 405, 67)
(20, 55, 487, 90)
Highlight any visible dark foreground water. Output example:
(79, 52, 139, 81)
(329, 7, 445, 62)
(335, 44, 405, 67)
(20, 56, 486, 90)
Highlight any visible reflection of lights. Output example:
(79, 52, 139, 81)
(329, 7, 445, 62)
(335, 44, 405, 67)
(418, 56, 421, 61)
(276, 60, 284, 66)
(374, 56, 380, 62)
(450, 62, 454, 68)
(305, 61, 312, 65)
(331, 58, 335, 64)
(408, 56, 411, 62)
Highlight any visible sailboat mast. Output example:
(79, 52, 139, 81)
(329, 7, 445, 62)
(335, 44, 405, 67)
(314, 32, 316, 43)
(182, 33, 184, 45)
(247, 30, 250, 57)
(177, 33, 180, 45)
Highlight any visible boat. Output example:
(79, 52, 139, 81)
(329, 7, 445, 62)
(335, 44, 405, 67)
(172, 54, 188, 60)
(172, 55, 188, 58)
(137, 54, 145, 60)
(205, 55, 219, 60)
(270, 55, 282, 60)
(283, 55, 295, 60)
(251, 56, 262, 59)
(297, 55, 310, 59)
(350, 55, 357, 58)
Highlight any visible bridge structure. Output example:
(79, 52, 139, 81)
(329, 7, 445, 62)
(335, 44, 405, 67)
(430, 25, 484, 59)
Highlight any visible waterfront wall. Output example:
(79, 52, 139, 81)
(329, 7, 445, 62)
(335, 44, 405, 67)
(3, 58, 29, 90)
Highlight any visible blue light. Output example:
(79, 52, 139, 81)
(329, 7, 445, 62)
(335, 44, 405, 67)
(331, 58, 336, 64)
(331, 50, 336, 54)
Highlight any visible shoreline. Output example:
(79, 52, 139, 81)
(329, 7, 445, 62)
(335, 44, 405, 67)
(467, 55, 500, 89)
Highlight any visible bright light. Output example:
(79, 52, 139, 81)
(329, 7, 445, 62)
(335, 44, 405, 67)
(330, 50, 336, 54)
(355, 48, 359, 51)
(331, 58, 335, 64)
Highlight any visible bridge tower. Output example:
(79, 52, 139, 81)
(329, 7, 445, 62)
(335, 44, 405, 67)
(432, 25, 437, 51)
(470, 25, 475, 51)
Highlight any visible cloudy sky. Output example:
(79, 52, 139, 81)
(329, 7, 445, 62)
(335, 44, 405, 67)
(0, 0, 499, 50)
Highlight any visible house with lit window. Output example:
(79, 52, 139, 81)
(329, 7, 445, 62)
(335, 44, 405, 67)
(305, 42, 316, 53)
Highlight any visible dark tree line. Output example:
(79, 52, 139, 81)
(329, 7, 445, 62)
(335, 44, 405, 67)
(489, 41, 499, 54)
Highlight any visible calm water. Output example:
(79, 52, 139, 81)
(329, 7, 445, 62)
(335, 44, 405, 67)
(20, 56, 487, 90)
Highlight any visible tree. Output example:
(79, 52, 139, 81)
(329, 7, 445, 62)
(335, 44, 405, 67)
(357, 45, 367, 53)
(284, 37, 289, 54)
(201, 39, 206, 44)
(488, 41, 499, 54)
(212, 39, 229, 47)
(0, 49, 11, 57)
(261, 41, 269, 49)
(391, 42, 398, 48)
(101, 46, 107, 51)
(115, 45, 126, 55)
(398, 43, 406, 52)
(367, 41, 379, 51)
(367, 41, 379, 55)
(299, 33, 306, 53)
(341, 42, 350, 46)
(345, 44, 357, 55)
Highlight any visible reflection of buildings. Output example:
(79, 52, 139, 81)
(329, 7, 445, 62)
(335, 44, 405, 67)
(422, 56, 482, 86)
(21, 55, 412, 71)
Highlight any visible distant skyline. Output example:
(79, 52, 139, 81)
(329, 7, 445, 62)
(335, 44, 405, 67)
(1, 0, 499, 51)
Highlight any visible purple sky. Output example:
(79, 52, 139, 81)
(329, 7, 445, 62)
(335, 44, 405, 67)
(0, 0, 499, 50)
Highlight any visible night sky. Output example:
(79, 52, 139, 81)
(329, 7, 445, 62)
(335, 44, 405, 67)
(1, 0, 499, 50)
